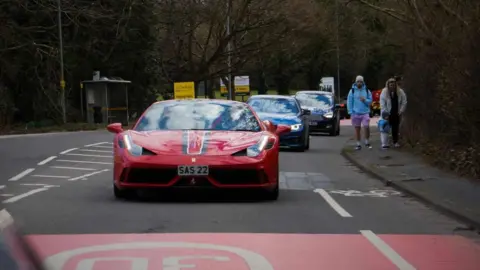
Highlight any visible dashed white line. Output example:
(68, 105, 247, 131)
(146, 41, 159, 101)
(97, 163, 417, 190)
(85, 142, 109, 147)
(360, 230, 416, 270)
(8, 168, 35, 181)
(78, 149, 112, 153)
(37, 156, 57, 165)
(32, 175, 71, 179)
(0, 185, 4, 190)
(88, 145, 112, 149)
(65, 153, 111, 158)
(2, 187, 50, 204)
(0, 194, 13, 197)
(60, 148, 78, 154)
(68, 169, 109, 181)
(20, 184, 60, 187)
(50, 166, 96, 171)
(313, 188, 353, 217)
(56, 159, 112, 165)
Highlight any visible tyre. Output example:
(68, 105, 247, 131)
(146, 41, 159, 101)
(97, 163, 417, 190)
(336, 124, 340, 135)
(329, 122, 337, 136)
(264, 185, 279, 201)
(305, 131, 310, 150)
(114, 184, 134, 200)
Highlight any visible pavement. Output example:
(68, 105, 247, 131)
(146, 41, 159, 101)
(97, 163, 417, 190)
(1, 120, 480, 270)
(342, 133, 480, 231)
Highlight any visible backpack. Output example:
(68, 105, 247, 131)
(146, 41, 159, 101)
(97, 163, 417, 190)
(351, 86, 371, 95)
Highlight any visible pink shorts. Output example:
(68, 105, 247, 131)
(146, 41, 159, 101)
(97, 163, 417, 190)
(351, 114, 370, 127)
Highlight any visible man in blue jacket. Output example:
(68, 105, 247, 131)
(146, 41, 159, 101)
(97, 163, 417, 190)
(347, 75, 372, 150)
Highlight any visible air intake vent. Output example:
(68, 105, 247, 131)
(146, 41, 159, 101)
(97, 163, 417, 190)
(142, 148, 156, 155)
(231, 149, 247, 156)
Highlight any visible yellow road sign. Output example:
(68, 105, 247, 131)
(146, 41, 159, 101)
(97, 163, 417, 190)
(174, 82, 195, 99)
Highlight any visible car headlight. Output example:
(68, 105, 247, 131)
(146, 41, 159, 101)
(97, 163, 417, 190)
(290, 124, 302, 131)
(242, 135, 275, 157)
(122, 134, 143, 156)
(323, 112, 334, 118)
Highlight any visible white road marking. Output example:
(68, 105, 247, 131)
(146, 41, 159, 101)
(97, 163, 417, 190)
(0, 209, 14, 228)
(20, 184, 60, 187)
(56, 159, 112, 165)
(50, 166, 96, 171)
(65, 153, 111, 158)
(38, 156, 57, 165)
(2, 187, 50, 203)
(85, 142, 109, 147)
(314, 188, 353, 217)
(0, 194, 13, 197)
(0, 185, 4, 190)
(360, 230, 416, 270)
(88, 145, 112, 149)
(8, 168, 35, 181)
(60, 148, 78, 154)
(78, 149, 112, 153)
(32, 175, 71, 179)
(68, 169, 109, 181)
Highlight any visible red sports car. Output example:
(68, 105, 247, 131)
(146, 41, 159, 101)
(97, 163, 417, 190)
(106, 99, 291, 200)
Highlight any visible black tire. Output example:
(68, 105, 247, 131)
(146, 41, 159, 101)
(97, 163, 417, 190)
(114, 185, 134, 200)
(336, 124, 340, 135)
(329, 123, 336, 136)
(264, 185, 279, 201)
(305, 131, 310, 150)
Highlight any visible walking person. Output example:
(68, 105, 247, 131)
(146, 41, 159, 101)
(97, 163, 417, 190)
(380, 78, 407, 147)
(347, 75, 373, 150)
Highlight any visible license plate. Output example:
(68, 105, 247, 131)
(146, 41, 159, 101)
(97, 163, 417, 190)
(177, 165, 209, 176)
(309, 121, 317, 125)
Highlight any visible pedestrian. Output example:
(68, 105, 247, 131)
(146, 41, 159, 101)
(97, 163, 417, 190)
(347, 75, 373, 150)
(378, 111, 391, 149)
(380, 78, 407, 147)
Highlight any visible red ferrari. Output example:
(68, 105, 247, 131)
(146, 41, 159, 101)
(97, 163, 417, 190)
(106, 99, 291, 200)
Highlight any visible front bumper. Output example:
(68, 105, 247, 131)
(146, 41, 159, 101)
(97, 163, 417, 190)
(113, 151, 279, 190)
(279, 130, 304, 148)
(308, 115, 335, 132)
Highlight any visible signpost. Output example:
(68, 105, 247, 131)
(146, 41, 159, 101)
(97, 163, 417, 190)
(319, 77, 335, 95)
(220, 76, 250, 97)
(174, 82, 195, 99)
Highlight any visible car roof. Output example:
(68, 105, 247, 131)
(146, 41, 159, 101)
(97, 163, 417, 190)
(153, 98, 246, 106)
(248, 95, 296, 100)
(296, 90, 333, 96)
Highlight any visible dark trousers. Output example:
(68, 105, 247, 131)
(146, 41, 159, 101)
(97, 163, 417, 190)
(389, 114, 401, 143)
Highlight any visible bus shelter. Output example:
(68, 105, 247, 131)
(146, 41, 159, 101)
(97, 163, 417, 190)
(81, 78, 131, 126)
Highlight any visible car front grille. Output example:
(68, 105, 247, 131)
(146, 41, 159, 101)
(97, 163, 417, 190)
(209, 169, 266, 185)
(126, 168, 177, 184)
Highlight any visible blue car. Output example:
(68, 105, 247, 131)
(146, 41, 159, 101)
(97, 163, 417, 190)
(247, 95, 311, 151)
(294, 91, 341, 136)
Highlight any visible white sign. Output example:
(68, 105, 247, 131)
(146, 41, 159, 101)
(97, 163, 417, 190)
(220, 76, 250, 94)
(329, 190, 401, 197)
(320, 77, 334, 94)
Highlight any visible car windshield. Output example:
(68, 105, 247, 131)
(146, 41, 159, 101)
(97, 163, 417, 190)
(134, 101, 262, 132)
(295, 93, 333, 110)
(248, 98, 299, 115)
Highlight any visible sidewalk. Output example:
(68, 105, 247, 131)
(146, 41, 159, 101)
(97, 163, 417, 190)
(341, 134, 480, 230)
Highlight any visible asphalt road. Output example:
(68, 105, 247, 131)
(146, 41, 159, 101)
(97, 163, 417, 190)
(1, 122, 480, 270)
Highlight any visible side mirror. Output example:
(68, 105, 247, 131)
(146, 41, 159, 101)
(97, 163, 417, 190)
(107, 123, 123, 133)
(263, 120, 277, 133)
(275, 124, 291, 135)
(302, 109, 311, 115)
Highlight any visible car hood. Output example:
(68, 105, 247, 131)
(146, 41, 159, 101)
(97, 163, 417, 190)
(256, 112, 301, 125)
(126, 130, 265, 156)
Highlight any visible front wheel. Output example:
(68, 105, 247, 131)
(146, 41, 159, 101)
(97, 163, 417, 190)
(264, 185, 279, 201)
(304, 131, 310, 150)
(113, 184, 134, 200)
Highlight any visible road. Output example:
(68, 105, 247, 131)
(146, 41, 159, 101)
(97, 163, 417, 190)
(1, 122, 480, 270)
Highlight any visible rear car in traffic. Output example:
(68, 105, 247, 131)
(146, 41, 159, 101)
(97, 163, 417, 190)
(246, 95, 310, 151)
(294, 91, 341, 136)
(107, 99, 291, 200)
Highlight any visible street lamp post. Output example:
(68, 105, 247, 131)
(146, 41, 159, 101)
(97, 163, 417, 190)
(57, 0, 66, 123)
(226, 0, 233, 100)
(335, 0, 341, 102)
